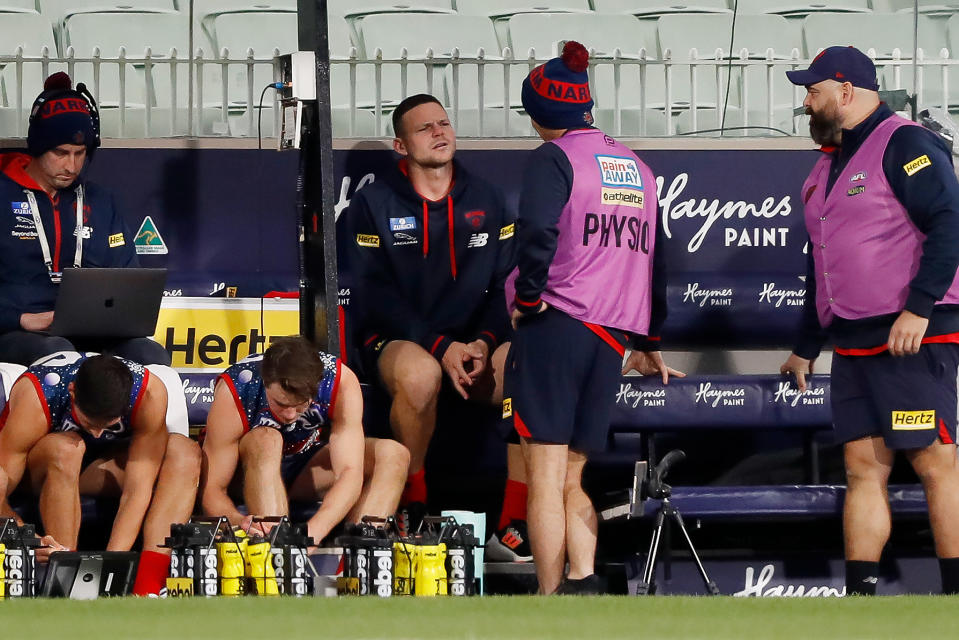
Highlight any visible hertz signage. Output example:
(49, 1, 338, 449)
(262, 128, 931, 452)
(154, 297, 299, 372)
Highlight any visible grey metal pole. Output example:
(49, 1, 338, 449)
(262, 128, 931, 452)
(188, 0, 194, 136)
(296, 0, 338, 354)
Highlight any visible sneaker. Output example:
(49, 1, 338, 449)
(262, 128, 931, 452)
(553, 574, 602, 595)
(485, 519, 533, 562)
(397, 501, 427, 537)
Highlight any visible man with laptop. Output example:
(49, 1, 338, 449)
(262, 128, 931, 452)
(0, 72, 169, 366)
(0, 350, 199, 596)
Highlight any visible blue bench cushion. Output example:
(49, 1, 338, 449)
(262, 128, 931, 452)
(650, 484, 927, 519)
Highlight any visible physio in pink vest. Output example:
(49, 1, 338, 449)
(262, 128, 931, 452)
(782, 46, 959, 595)
(504, 41, 682, 595)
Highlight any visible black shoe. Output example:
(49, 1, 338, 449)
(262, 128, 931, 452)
(397, 501, 427, 537)
(554, 574, 602, 595)
(486, 519, 533, 562)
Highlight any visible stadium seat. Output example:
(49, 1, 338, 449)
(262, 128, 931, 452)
(63, 11, 190, 107)
(98, 105, 229, 137)
(592, 106, 671, 136)
(454, 0, 591, 47)
(355, 13, 501, 59)
(227, 104, 379, 138)
(204, 11, 294, 109)
(734, 0, 870, 16)
(506, 12, 660, 110)
(444, 107, 531, 137)
(454, 0, 590, 17)
(802, 12, 946, 58)
(0, 0, 37, 12)
(658, 13, 802, 115)
(0, 12, 61, 135)
(329, 0, 453, 19)
(357, 13, 502, 110)
(873, 0, 959, 15)
(41, 0, 177, 52)
(590, 0, 730, 16)
(803, 12, 951, 107)
(673, 105, 798, 136)
(331, 106, 379, 137)
(0, 11, 57, 56)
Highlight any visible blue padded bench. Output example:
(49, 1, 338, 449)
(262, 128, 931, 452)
(652, 484, 928, 520)
(607, 373, 925, 520)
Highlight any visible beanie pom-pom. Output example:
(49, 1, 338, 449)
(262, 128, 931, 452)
(44, 72, 72, 92)
(562, 41, 589, 73)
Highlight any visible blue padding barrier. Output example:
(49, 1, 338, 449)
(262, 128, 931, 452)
(610, 374, 831, 431)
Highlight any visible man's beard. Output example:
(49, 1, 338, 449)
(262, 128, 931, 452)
(807, 106, 841, 145)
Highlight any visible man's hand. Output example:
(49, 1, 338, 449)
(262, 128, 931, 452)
(622, 351, 685, 384)
(240, 514, 269, 538)
(20, 312, 53, 332)
(888, 310, 929, 356)
(441, 341, 486, 399)
(780, 353, 815, 392)
(510, 301, 548, 330)
(464, 339, 490, 381)
(36, 535, 70, 564)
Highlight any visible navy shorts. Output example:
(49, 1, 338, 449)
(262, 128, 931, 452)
(501, 308, 627, 453)
(281, 447, 321, 485)
(831, 343, 959, 449)
(359, 334, 392, 383)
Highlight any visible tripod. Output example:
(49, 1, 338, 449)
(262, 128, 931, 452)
(634, 450, 719, 595)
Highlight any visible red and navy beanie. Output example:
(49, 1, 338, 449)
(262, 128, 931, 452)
(27, 72, 98, 157)
(521, 40, 594, 130)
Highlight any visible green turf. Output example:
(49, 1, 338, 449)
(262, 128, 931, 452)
(1, 596, 957, 639)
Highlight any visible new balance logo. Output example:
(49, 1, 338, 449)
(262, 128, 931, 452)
(467, 233, 488, 248)
(501, 530, 523, 549)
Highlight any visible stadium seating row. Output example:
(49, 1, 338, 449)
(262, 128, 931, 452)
(2, 5, 959, 137)
(3, 0, 958, 20)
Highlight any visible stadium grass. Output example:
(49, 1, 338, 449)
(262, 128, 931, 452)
(1, 595, 956, 639)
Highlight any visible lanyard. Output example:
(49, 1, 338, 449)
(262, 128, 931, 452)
(24, 185, 85, 283)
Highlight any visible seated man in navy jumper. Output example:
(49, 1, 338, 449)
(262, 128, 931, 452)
(0, 72, 169, 366)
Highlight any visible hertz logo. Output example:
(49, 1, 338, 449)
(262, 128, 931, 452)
(356, 234, 380, 248)
(891, 410, 935, 430)
(499, 224, 514, 240)
(903, 155, 931, 176)
(502, 398, 512, 419)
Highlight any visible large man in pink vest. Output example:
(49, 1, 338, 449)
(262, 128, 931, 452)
(781, 46, 959, 595)
(504, 41, 681, 594)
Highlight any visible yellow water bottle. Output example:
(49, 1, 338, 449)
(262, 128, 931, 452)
(216, 539, 245, 596)
(414, 544, 447, 597)
(245, 539, 279, 595)
(393, 541, 416, 595)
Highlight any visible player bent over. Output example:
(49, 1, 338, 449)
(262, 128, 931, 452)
(0, 351, 201, 595)
(200, 336, 409, 546)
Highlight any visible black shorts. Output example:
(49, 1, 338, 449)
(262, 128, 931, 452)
(79, 434, 129, 471)
(500, 308, 626, 453)
(831, 343, 959, 449)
